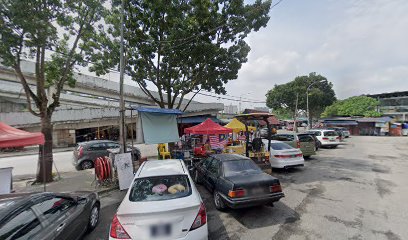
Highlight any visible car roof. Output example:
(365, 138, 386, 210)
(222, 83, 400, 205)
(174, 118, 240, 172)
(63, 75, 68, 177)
(0, 192, 55, 218)
(138, 160, 186, 177)
(210, 154, 250, 162)
(79, 140, 116, 145)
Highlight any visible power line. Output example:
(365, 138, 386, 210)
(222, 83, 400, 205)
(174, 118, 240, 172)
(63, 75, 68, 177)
(195, 91, 266, 104)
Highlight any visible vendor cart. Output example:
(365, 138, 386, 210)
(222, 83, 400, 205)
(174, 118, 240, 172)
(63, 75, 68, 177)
(235, 113, 277, 174)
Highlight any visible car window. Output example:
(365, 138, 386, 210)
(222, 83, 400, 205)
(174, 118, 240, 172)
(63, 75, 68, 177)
(308, 131, 321, 136)
(201, 157, 213, 169)
(0, 208, 42, 240)
(324, 131, 338, 136)
(88, 143, 106, 151)
(32, 196, 76, 222)
(106, 142, 120, 149)
(206, 159, 220, 176)
(271, 142, 293, 150)
(271, 134, 294, 141)
(223, 160, 262, 177)
(129, 175, 192, 202)
(298, 135, 314, 142)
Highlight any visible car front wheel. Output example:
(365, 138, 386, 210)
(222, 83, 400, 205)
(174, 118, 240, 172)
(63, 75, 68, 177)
(87, 204, 100, 232)
(214, 191, 227, 211)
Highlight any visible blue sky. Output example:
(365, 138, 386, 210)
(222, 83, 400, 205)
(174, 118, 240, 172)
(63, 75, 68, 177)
(192, 0, 408, 108)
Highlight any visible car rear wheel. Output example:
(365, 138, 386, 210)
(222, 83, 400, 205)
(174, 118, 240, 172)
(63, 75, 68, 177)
(214, 191, 227, 211)
(87, 204, 100, 232)
(81, 160, 93, 170)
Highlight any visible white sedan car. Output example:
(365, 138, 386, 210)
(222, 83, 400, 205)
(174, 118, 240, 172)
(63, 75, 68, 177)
(109, 160, 208, 240)
(264, 140, 305, 169)
(307, 129, 341, 148)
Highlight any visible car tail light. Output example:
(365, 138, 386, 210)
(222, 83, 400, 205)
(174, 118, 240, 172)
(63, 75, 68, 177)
(322, 137, 329, 140)
(270, 184, 282, 193)
(190, 202, 207, 230)
(78, 146, 84, 158)
(336, 137, 340, 139)
(296, 140, 300, 148)
(295, 153, 303, 157)
(110, 214, 131, 239)
(228, 189, 246, 198)
(274, 155, 290, 158)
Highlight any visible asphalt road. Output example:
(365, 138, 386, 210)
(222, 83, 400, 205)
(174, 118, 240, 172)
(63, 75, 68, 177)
(0, 151, 75, 178)
(84, 136, 408, 240)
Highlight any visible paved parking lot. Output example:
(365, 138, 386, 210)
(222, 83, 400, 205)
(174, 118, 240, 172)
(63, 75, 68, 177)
(87, 136, 408, 240)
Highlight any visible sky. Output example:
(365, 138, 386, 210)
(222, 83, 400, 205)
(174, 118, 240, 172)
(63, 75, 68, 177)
(189, 0, 408, 109)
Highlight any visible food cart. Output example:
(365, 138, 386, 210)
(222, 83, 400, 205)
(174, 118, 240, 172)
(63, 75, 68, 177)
(224, 118, 256, 154)
(235, 113, 277, 174)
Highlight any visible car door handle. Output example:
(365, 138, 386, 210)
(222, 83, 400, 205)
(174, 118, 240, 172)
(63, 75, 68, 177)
(56, 223, 65, 232)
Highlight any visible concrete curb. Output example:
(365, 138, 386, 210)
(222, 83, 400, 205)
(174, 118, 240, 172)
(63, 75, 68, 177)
(96, 186, 119, 195)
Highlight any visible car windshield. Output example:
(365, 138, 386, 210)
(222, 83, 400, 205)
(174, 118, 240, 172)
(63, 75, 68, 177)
(307, 131, 321, 136)
(223, 160, 262, 177)
(271, 142, 293, 150)
(129, 175, 191, 202)
(324, 131, 338, 136)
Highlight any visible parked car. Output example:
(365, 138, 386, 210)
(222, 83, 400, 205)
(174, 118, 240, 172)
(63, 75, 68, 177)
(0, 191, 100, 240)
(307, 129, 341, 148)
(269, 133, 316, 158)
(330, 127, 350, 138)
(298, 133, 321, 150)
(193, 154, 284, 210)
(264, 140, 305, 168)
(110, 159, 208, 240)
(73, 140, 141, 170)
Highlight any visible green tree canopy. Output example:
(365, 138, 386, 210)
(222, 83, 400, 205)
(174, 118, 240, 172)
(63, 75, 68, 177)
(0, 0, 105, 182)
(90, 0, 272, 110)
(321, 96, 382, 118)
(266, 72, 336, 120)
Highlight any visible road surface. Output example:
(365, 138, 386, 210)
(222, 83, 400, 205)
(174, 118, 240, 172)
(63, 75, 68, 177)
(86, 136, 408, 240)
(0, 151, 76, 178)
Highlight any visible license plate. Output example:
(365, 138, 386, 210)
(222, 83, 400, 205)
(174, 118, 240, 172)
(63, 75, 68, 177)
(330, 139, 335, 142)
(150, 224, 171, 237)
(252, 187, 264, 195)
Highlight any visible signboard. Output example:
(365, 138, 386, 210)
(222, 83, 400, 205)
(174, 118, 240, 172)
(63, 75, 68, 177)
(115, 153, 134, 190)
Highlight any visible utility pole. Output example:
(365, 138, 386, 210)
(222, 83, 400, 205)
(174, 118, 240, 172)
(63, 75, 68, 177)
(119, 0, 126, 153)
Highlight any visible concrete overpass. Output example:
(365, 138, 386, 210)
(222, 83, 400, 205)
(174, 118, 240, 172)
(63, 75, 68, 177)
(0, 61, 223, 146)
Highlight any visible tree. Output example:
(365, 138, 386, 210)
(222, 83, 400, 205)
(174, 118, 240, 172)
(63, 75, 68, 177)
(321, 96, 382, 118)
(0, 0, 105, 182)
(90, 0, 272, 110)
(266, 72, 336, 121)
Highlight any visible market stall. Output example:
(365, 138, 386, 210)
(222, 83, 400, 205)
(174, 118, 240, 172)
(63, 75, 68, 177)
(0, 122, 45, 193)
(184, 118, 232, 157)
(224, 118, 256, 154)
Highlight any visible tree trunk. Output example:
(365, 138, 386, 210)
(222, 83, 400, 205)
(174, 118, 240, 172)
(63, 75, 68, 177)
(37, 114, 54, 183)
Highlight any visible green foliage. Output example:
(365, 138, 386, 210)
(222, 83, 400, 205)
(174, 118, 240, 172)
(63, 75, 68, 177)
(321, 96, 382, 118)
(89, 0, 272, 109)
(266, 72, 336, 119)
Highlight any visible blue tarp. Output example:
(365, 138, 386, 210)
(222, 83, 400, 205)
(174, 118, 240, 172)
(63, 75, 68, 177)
(140, 112, 180, 144)
(133, 107, 183, 115)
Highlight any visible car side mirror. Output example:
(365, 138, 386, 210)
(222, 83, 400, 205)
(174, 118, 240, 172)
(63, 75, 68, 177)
(76, 196, 87, 204)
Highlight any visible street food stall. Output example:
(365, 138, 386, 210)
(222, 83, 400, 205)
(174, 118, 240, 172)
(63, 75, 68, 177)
(184, 118, 232, 160)
(235, 113, 277, 174)
(224, 118, 256, 154)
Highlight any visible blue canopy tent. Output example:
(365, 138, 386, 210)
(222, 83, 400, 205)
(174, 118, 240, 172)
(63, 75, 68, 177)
(129, 106, 183, 144)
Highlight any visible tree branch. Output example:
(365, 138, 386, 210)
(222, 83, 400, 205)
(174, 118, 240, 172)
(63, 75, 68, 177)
(181, 89, 201, 112)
